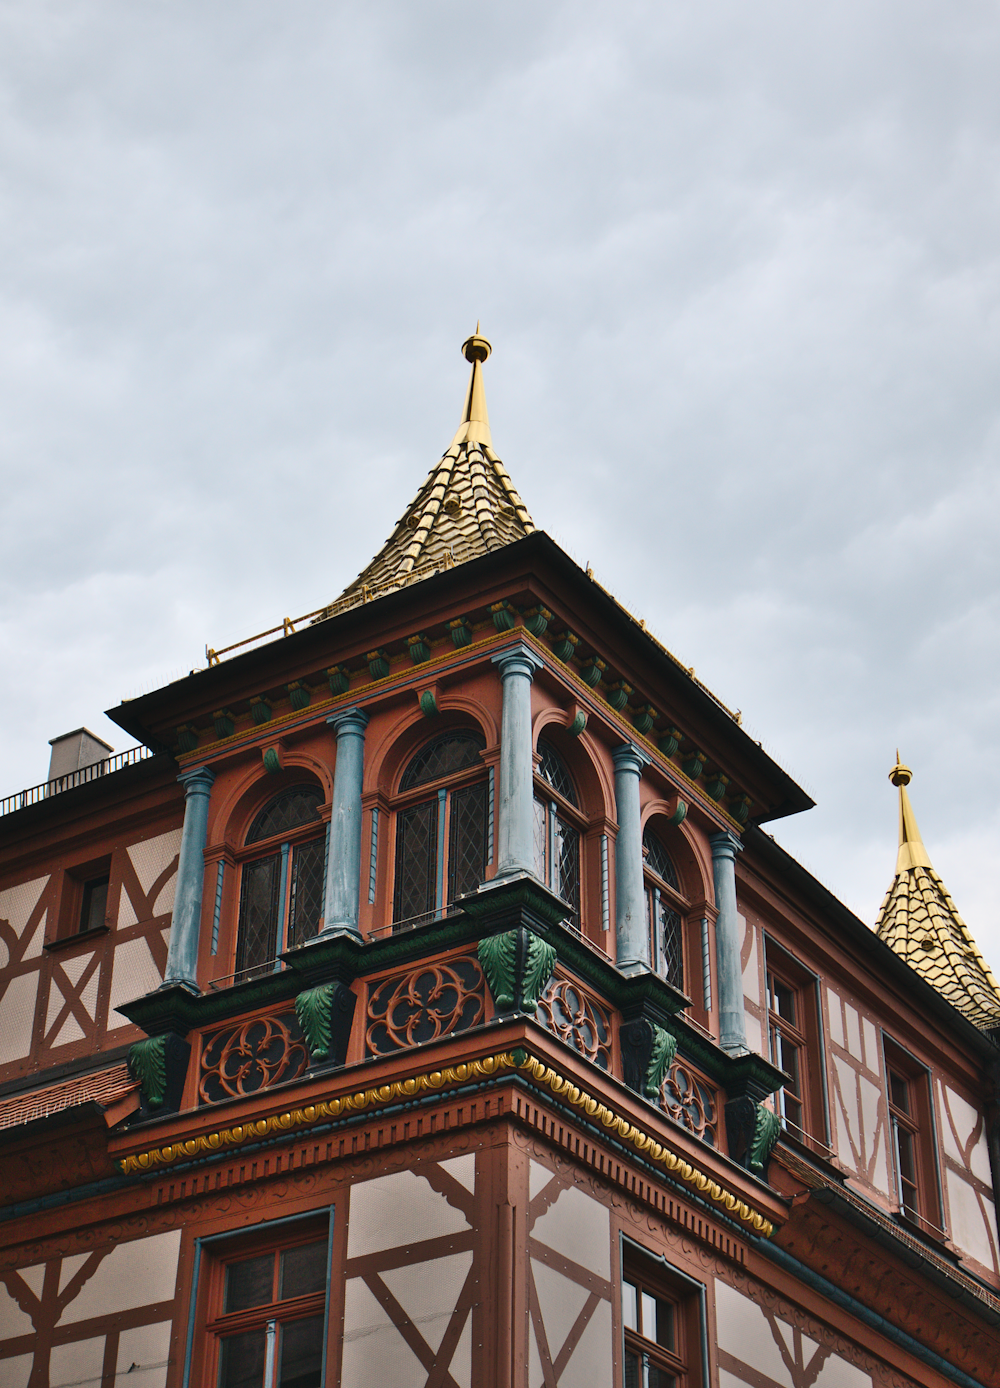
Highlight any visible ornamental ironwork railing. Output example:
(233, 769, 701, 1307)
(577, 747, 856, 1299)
(0, 746, 154, 819)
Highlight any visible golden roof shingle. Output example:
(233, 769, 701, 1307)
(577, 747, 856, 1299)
(330, 330, 534, 610)
(875, 759, 1000, 1029)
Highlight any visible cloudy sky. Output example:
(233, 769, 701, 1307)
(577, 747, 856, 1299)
(2, 4, 998, 969)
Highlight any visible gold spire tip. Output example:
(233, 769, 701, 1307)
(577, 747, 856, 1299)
(889, 755, 912, 788)
(462, 327, 491, 364)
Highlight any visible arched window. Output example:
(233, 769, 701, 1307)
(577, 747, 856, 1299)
(236, 785, 325, 976)
(533, 739, 581, 922)
(643, 827, 686, 989)
(393, 730, 488, 927)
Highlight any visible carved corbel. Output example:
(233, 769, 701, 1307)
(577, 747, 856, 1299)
(478, 927, 557, 1016)
(294, 982, 357, 1070)
(127, 1033, 191, 1117)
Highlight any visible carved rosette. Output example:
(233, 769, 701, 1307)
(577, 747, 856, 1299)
(198, 1011, 309, 1105)
(365, 956, 486, 1056)
(535, 975, 612, 1070)
(659, 1060, 719, 1147)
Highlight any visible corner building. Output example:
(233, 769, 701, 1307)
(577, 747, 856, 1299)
(2, 333, 999, 1388)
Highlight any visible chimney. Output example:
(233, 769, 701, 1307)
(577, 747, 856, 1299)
(47, 728, 115, 784)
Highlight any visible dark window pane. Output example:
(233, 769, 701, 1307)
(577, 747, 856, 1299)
(247, 787, 323, 845)
(80, 877, 109, 933)
(280, 1241, 328, 1301)
(647, 1366, 677, 1388)
(288, 838, 325, 949)
(646, 1293, 675, 1351)
(219, 1328, 266, 1388)
(236, 854, 281, 975)
(889, 1070, 910, 1114)
(400, 732, 485, 790)
(643, 832, 679, 892)
(278, 1315, 324, 1388)
(624, 1348, 642, 1388)
(553, 813, 580, 919)
(447, 780, 488, 902)
(225, 1254, 274, 1312)
(393, 799, 437, 924)
(657, 900, 684, 990)
(537, 740, 577, 806)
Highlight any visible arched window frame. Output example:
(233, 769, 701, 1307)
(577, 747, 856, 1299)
(233, 783, 327, 979)
(642, 825, 691, 992)
(390, 729, 489, 929)
(533, 738, 585, 924)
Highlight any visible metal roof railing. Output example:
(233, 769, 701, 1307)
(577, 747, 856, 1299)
(0, 746, 154, 819)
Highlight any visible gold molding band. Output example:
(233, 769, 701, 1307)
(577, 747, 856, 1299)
(118, 1048, 773, 1237)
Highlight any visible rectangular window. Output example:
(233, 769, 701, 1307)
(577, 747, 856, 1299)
(763, 939, 828, 1149)
(191, 1216, 333, 1388)
(621, 1243, 705, 1388)
(80, 875, 110, 933)
(883, 1037, 941, 1231)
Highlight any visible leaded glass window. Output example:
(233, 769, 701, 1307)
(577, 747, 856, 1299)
(236, 785, 326, 977)
(393, 732, 488, 928)
(643, 828, 685, 989)
(534, 739, 582, 922)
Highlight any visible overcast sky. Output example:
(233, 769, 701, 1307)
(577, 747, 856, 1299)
(2, 4, 998, 972)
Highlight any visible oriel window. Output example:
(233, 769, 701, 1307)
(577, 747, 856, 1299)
(235, 785, 326, 978)
(642, 830, 686, 989)
(392, 730, 488, 928)
(533, 739, 581, 922)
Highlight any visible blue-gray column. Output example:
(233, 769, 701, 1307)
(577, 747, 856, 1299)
(162, 766, 215, 991)
(612, 742, 651, 973)
(710, 830, 748, 1054)
(320, 707, 369, 937)
(491, 643, 543, 880)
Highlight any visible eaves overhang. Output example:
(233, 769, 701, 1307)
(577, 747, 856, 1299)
(106, 532, 812, 825)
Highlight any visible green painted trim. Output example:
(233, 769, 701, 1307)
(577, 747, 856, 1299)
(478, 931, 517, 1009)
(750, 1102, 782, 1175)
(419, 690, 439, 717)
(567, 710, 587, 736)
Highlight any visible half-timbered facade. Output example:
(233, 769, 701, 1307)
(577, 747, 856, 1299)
(2, 332, 999, 1388)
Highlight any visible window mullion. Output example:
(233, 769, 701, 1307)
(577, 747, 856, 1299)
(435, 788, 448, 917)
(276, 844, 291, 966)
(547, 800, 557, 893)
(263, 1318, 278, 1388)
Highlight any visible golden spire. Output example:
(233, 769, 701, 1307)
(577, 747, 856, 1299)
(876, 758, 1000, 1029)
(327, 329, 535, 611)
(451, 324, 493, 448)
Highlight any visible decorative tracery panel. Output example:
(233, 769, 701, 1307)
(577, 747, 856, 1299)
(659, 1060, 718, 1147)
(535, 974, 612, 1070)
(365, 955, 486, 1056)
(199, 1009, 309, 1105)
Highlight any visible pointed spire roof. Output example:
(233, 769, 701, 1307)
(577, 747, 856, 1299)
(332, 329, 535, 609)
(875, 756, 1000, 1029)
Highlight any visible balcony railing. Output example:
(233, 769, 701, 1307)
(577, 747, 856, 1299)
(0, 746, 154, 818)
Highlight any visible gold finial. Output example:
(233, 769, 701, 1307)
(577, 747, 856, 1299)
(462, 325, 492, 364)
(453, 326, 493, 447)
(889, 751, 912, 787)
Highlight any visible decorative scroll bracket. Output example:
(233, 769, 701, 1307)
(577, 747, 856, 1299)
(478, 926, 557, 1017)
(127, 1032, 191, 1117)
(725, 1095, 781, 1178)
(294, 981, 357, 1071)
(620, 1017, 678, 1099)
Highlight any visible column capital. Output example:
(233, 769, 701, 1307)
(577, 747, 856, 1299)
(611, 742, 651, 777)
(177, 765, 215, 796)
(491, 642, 543, 681)
(327, 707, 369, 738)
(709, 829, 743, 863)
